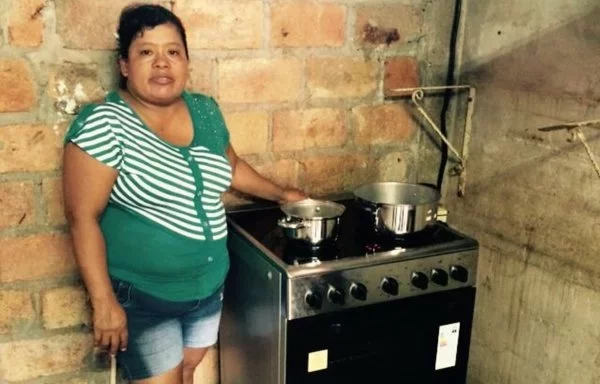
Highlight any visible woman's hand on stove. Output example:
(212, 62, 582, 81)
(279, 188, 307, 204)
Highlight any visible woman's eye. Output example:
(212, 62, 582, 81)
(168, 50, 180, 56)
(140, 49, 152, 55)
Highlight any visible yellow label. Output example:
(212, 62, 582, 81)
(307, 349, 328, 372)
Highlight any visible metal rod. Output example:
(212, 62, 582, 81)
(538, 119, 600, 132)
(387, 85, 474, 196)
(411, 90, 465, 163)
(458, 87, 477, 197)
(387, 85, 473, 96)
(573, 128, 600, 179)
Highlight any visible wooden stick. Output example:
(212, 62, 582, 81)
(110, 355, 117, 384)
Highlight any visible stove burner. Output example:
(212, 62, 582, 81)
(359, 225, 446, 253)
(282, 240, 341, 265)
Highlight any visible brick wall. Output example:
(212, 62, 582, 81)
(0, 0, 453, 382)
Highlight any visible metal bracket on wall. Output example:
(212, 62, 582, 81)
(538, 119, 600, 180)
(386, 85, 476, 197)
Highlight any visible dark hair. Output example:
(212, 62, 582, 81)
(116, 4, 189, 89)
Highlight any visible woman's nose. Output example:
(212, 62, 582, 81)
(153, 53, 169, 68)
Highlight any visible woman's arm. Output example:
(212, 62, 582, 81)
(227, 145, 306, 203)
(63, 143, 127, 355)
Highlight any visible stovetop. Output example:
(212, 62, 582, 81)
(227, 198, 479, 318)
(227, 198, 477, 267)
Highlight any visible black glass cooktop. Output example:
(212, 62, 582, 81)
(227, 199, 470, 265)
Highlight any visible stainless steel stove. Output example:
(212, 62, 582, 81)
(220, 198, 478, 384)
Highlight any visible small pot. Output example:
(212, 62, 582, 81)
(354, 182, 440, 235)
(278, 199, 345, 246)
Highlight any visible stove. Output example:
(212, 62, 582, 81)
(220, 198, 478, 384)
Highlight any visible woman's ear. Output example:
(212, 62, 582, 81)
(119, 58, 128, 78)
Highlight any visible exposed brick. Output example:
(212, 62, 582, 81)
(300, 154, 370, 196)
(384, 57, 420, 95)
(42, 177, 66, 226)
(0, 124, 66, 173)
(0, 181, 35, 229)
(224, 111, 269, 155)
(271, 2, 345, 48)
(352, 104, 416, 145)
(0, 59, 37, 112)
(307, 57, 378, 99)
(176, 0, 262, 49)
(0, 333, 92, 381)
(0, 233, 76, 283)
(7, 0, 45, 47)
(187, 59, 214, 95)
(42, 286, 91, 330)
(222, 158, 300, 206)
(356, 5, 423, 46)
(56, 0, 169, 49)
(273, 108, 347, 152)
(254, 159, 300, 190)
(219, 58, 303, 103)
(0, 290, 35, 335)
(63, 379, 88, 384)
(47, 64, 106, 114)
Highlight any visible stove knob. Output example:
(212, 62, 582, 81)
(380, 277, 399, 296)
(327, 286, 345, 305)
(411, 272, 429, 290)
(350, 282, 368, 301)
(450, 265, 469, 283)
(431, 268, 449, 286)
(305, 291, 323, 309)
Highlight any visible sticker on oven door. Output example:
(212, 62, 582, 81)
(307, 349, 328, 372)
(435, 322, 460, 370)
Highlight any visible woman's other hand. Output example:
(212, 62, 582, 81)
(92, 298, 128, 356)
(279, 188, 307, 204)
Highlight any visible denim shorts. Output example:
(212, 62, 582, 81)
(110, 278, 224, 380)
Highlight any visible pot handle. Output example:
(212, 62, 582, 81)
(277, 217, 307, 229)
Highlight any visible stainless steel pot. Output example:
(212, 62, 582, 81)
(277, 199, 345, 246)
(353, 182, 440, 235)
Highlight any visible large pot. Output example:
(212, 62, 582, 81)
(277, 199, 345, 246)
(353, 182, 440, 235)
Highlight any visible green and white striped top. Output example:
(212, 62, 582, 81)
(65, 91, 232, 301)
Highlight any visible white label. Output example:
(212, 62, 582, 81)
(307, 349, 328, 372)
(435, 322, 460, 370)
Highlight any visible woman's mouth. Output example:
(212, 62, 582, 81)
(150, 76, 174, 85)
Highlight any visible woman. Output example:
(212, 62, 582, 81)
(63, 4, 305, 384)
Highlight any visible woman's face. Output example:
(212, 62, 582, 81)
(119, 23, 189, 106)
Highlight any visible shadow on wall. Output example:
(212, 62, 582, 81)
(446, 3, 600, 266)
(462, 5, 600, 102)
(453, 5, 600, 200)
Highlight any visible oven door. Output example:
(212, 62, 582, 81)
(285, 287, 476, 384)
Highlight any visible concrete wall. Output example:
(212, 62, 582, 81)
(447, 1, 600, 383)
(0, 1, 458, 383)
